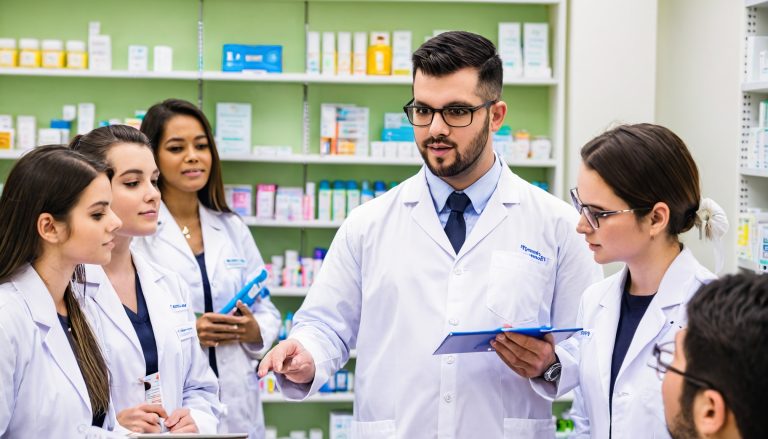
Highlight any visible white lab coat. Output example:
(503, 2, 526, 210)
(133, 203, 281, 438)
(85, 251, 221, 433)
(534, 247, 715, 438)
(0, 264, 122, 438)
(279, 163, 602, 439)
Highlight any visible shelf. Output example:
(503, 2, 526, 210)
(203, 71, 558, 86)
(741, 81, 768, 93)
(263, 388, 565, 404)
(0, 67, 558, 86)
(746, 0, 768, 8)
(738, 258, 759, 272)
(243, 217, 343, 228)
(270, 287, 311, 297)
(0, 150, 24, 159)
(261, 392, 355, 403)
(0, 67, 199, 80)
(219, 153, 557, 167)
(741, 167, 768, 177)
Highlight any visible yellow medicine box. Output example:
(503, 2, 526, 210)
(0, 39, 18, 67)
(19, 38, 41, 68)
(66, 40, 87, 69)
(42, 39, 65, 68)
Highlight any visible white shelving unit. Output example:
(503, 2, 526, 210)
(0, 67, 199, 80)
(261, 392, 355, 403)
(243, 217, 343, 229)
(738, 0, 768, 272)
(0, 67, 558, 87)
(260, 388, 572, 404)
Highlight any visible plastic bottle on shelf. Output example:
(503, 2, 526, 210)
(271, 255, 284, 288)
(373, 180, 387, 198)
(301, 257, 313, 287)
(41, 39, 65, 68)
(366, 33, 391, 75)
(0, 39, 18, 67)
(332, 180, 346, 221)
(65, 40, 87, 69)
(312, 248, 326, 282)
(388, 181, 398, 190)
(317, 180, 332, 221)
(346, 180, 360, 214)
(360, 180, 374, 204)
(18, 38, 41, 68)
(303, 181, 316, 221)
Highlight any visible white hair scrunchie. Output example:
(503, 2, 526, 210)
(696, 198, 729, 273)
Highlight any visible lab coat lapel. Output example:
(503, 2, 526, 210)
(594, 268, 626, 403)
(15, 264, 92, 411)
(85, 264, 143, 356)
(200, 206, 228, 282)
(404, 167, 456, 257)
(616, 248, 695, 382)
(133, 254, 171, 374)
(153, 203, 197, 266)
(457, 162, 519, 259)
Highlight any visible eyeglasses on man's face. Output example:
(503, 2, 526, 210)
(402, 98, 497, 128)
(649, 342, 715, 390)
(569, 188, 651, 230)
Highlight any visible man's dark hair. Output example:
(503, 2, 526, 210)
(684, 273, 768, 438)
(412, 31, 503, 101)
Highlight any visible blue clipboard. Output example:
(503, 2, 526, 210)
(432, 326, 582, 355)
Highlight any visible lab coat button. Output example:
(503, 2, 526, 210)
(453, 267, 463, 276)
(443, 393, 453, 403)
(449, 318, 459, 326)
(446, 355, 455, 364)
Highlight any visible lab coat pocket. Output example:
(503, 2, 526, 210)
(503, 417, 555, 438)
(351, 420, 396, 439)
(487, 250, 549, 325)
(639, 387, 670, 437)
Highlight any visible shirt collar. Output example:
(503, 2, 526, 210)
(424, 153, 503, 215)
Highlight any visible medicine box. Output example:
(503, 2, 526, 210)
(222, 44, 282, 73)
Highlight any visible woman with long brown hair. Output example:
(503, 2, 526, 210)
(71, 125, 220, 434)
(0, 145, 122, 436)
(135, 99, 280, 438)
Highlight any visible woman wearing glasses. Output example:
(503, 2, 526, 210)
(492, 123, 728, 438)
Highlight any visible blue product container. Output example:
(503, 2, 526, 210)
(373, 181, 387, 198)
(222, 44, 283, 73)
(50, 119, 72, 129)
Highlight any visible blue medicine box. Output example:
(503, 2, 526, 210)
(222, 44, 283, 73)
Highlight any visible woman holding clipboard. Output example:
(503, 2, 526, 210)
(134, 99, 280, 438)
(492, 124, 728, 438)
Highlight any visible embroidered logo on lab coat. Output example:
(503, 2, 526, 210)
(169, 303, 188, 313)
(520, 244, 548, 263)
(225, 258, 247, 269)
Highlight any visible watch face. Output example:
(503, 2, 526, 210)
(544, 362, 562, 382)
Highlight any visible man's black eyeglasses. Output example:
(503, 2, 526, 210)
(403, 98, 497, 128)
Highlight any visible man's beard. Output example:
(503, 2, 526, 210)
(668, 407, 699, 439)
(419, 113, 490, 178)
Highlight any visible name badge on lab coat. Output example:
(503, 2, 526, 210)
(169, 303, 188, 313)
(176, 322, 196, 341)
(225, 258, 247, 269)
(143, 372, 163, 405)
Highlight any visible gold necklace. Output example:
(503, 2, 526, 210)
(181, 226, 192, 240)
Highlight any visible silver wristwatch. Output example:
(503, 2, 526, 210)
(542, 358, 562, 383)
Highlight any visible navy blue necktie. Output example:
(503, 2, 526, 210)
(444, 191, 471, 253)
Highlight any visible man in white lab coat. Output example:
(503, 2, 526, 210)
(661, 273, 768, 439)
(259, 31, 601, 438)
